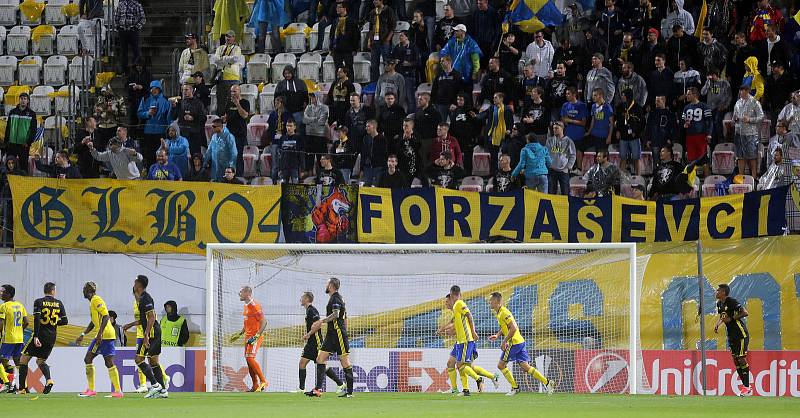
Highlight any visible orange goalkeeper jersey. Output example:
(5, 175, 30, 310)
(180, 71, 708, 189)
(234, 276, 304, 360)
(243, 300, 264, 337)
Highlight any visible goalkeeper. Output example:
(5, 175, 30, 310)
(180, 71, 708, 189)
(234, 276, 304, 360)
(230, 286, 268, 392)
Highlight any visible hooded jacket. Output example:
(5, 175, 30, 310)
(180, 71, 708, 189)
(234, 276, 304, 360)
(5, 103, 37, 146)
(733, 94, 764, 137)
(440, 35, 482, 79)
(275, 66, 308, 114)
(511, 142, 551, 179)
(137, 80, 172, 135)
(615, 72, 648, 106)
(701, 78, 732, 112)
(204, 127, 238, 181)
(697, 39, 728, 74)
(161, 300, 189, 347)
(742, 57, 765, 101)
(163, 126, 190, 178)
(169, 94, 207, 136)
(585, 66, 615, 104)
(525, 39, 555, 79)
(660, 0, 695, 39)
(546, 134, 576, 173)
(303, 92, 330, 138)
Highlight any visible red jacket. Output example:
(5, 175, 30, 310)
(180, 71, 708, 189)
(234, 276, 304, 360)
(429, 134, 463, 167)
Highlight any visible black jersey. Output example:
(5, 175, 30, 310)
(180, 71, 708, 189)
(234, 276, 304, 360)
(326, 292, 347, 333)
(305, 305, 321, 333)
(32, 296, 67, 342)
(717, 297, 748, 339)
(138, 291, 161, 337)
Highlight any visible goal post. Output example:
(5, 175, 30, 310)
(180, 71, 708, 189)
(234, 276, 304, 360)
(206, 243, 642, 394)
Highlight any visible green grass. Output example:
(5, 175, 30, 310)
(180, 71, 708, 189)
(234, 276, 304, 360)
(2, 392, 799, 417)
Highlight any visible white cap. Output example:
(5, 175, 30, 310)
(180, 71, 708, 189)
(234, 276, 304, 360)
(453, 24, 467, 33)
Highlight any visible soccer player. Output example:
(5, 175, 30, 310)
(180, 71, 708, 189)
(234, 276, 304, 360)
(488, 292, 554, 396)
(304, 277, 355, 398)
(714, 283, 752, 396)
(17, 282, 67, 394)
(230, 286, 268, 392)
(122, 288, 154, 393)
(75, 282, 122, 398)
(439, 286, 498, 396)
(0, 284, 28, 393)
(133, 275, 168, 399)
(298, 291, 345, 393)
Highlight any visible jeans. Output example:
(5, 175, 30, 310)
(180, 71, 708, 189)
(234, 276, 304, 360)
(435, 104, 450, 123)
(525, 174, 548, 193)
(548, 170, 569, 195)
(370, 43, 392, 82)
(118, 29, 140, 73)
(341, 168, 352, 184)
(362, 166, 385, 186)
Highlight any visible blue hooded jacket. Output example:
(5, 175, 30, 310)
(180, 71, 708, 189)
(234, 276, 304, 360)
(137, 80, 172, 135)
(439, 35, 482, 79)
(511, 142, 552, 179)
(204, 127, 238, 181)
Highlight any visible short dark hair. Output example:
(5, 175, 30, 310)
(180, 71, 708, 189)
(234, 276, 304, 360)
(707, 67, 720, 76)
(109, 310, 118, 319)
(44, 282, 56, 294)
(328, 277, 341, 290)
(136, 275, 149, 289)
(661, 144, 674, 155)
(718, 283, 731, 296)
(490, 291, 502, 300)
(450, 285, 461, 295)
(687, 86, 699, 96)
(302, 291, 314, 303)
(655, 53, 666, 61)
(387, 153, 398, 160)
(1, 284, 14, 298)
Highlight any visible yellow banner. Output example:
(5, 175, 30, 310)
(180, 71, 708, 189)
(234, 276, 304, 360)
(9, 176, 281, 254)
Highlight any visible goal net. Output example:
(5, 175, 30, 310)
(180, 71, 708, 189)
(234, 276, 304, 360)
(206, 244, 645, 394)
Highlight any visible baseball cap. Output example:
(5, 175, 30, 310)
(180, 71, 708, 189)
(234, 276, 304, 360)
(770, 60, 785, 68)
(225, 30, 235, 37)
(185, 33, 198, 39)
(453, 24, 467, 33)
(648, 28, 659, 37)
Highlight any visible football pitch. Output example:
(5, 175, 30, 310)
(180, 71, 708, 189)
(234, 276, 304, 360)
(2, 392, 799, 417)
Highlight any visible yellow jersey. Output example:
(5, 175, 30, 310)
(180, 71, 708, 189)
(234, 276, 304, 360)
(495, 306, 525, 346)
(452, 299, 474, 344)
(0, 301, 27, 344)
(89, 295, 116, 341)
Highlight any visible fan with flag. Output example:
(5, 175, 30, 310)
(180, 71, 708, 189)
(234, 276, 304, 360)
(506, 0, 564, 33)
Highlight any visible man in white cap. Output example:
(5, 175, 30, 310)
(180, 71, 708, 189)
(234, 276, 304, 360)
(439, 24, 482, 99)
(210, 30, 245, 116)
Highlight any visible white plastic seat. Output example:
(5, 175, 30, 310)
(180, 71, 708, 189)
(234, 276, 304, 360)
(43, 54, 67, 86)
(0, 55, 17, 86)
(569, 176, 587, 197)
(410, 177, 422, 188)
(471, 145, 490, 177)
(246, 53, 270, 84)
(317, 82, 331, 104)
(0, 26, 7, 54)
(458, 175, 484, 192)
(297, 51, 322, 82)
(241, 26, 256, 55)
(57, 25, 78, 55)
(0, 0, 17, 26)
(239, 83, 258, 114)
(702, 174, 728, 197)
(18, 55, 42, 86)
(43, 116, 67, 144)
(250, 176, 273, 186)
(68, 55, 93, 84)
(242, 145, 260, 177)
(729, 175, 755, 194)
(247, 114, 268, 147)
(31, 85, 54, 115)
(258, 83, 276, 114)
(208, 85, 216, 115)
(54, 85, 79, 115)
(285, 22, 308, 53)
(353, 52, 371, 84)
(310, 21, 330, 52)
(359, 22, 369, 53)
(259, 148, 272, 176)
(322, 54, 335, 83)
(436, 0, 446, 18)
(393, 21, 410, 45)
(639, 151, 654, 176)
(77, 18, 105, 56)
(7, 26, 31, 56)
(581, 152, 596, 174)
(621, 175, 647, 198)
(672, 143, 684, 163)
(45, 0, 70, 26)
(20, 4, 41, 26)
(31, 26, 54, 55)
(204, 114, 216, 144)
(262, 30, 278, 54)
(271, 52, 297, 83)
(712, 142, 735, 175)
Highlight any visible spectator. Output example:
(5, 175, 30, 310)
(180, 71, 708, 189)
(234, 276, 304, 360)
(511, 133, 551, 192)
(409, 11, 431, 66)
(546, 121, 576, 195)
(727, 33, 755, 98)
(391, 118, 422, 184)
(520, 87, 548, 143)
(778, 90, 800, 133)
(758, 148, 790, 190)
(362, 120, 388, 186)
(449, 93, 479, 173)
(303, 91, 330, 171)
(210, 30, 245, 115)
(431, 56, 462, 120)
(161, 300, 190, 347)
(481, 57, 515, 107)
(526, 30, 554, 79)
(748, 0, 784, 43)
(146, 149, 183, 181)
(682, 86, 712, 165)
(392, 31, 420, 113)
(673, 59, 702, 110)
(701, 68, 732, 147)
(266, 96, 291, 180)
(615, 61, 648, 107)
(328, 68, 356, 126)
(191, 72, 211, 109)
(643, 95, 677, 161)
(378, 154, 408, 188)
(491, 154, 521, 192)
(742, 56, 766, 102)
(275, 65, 308, 129)
(178, 34, 210, 84)
(649, 145, 685, 200)
(344, 92, 371, 148)
(223, 84, 251, 174)
(204, 118, 238, 182)
(501, 123, 527, 170)
(628, 0, 663, 41)
(219, 166, 245, 184)
(468, 0, 500, 70)
(0, 157, 25, 198)
(583, 150, 621, 197)
(136, 80, 171, 166)
(425, 150, 464, 189)
(440, 24, 482, 95)
(733, 85, 764, 180)
(316, 154, 346, 186)
(73, 117, 100, 178)
(757, 25, 791, 77)
(114, 0, 145, 73)
(584, 29, 608, 70)
(649, 53, 674, 108)
(596, 0, 626, 59)
(631, 183, 646, 200)
(768, 120, 800, 165)
(697, 29, 727, 78)
(433, 4, 462, 51)
(279, 119, 304, 183)
(160, 126, 190, 178)
(367, 0, 398, 83)
(79, 0, 104, 19)
(187, 153, 209, 182)
(665, 24, 698, 72)
(310, 0, 335, 49)
(376, 59, 406, 117)
(377, 92, 406, 143)
(763, 61, 795, 123)
(546, 62, 577, 122)
(636, 27, 665, 77)
(429, 122, 463, 167)
(615, 89, 645, 175)
(705, 0, 736, 43)
(520, 64, 545, 111)
(414, 92, 441, 164)
(559, 3, 589, 48)
(660, 0, 694, 39)
(170, 84, 208, 156)
(561, 86, 589, 169)
(496, 32, 521, 78)
(329, 2, 360, 75)
(585, 53, 615, 104)
(94, 86, 127, 150)
(85, 132, 143, 180)
(611, 33, 639, 77)
(248, 0, 287, 54)
(332, 125, 356, 183)
(31, 150, 82, 179)
(552, 37, 583, 83)
(587, 87, 615, 152)
(4, 93, 37, 171)
(477, 92, 513, 175)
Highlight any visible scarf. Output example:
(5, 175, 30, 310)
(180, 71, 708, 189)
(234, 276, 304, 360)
(489, 105, 507, 146)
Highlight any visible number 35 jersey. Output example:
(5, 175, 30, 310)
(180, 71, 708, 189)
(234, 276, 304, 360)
(33, 296, 67, 345)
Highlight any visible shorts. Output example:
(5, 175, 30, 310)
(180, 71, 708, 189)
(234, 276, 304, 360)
(729, 336, 749, 357)
(619, 139, 641, 160)
(734, 134, 759, 159)
(450, 341, 477, 363)
(320, 325, 350, 356)
(136, 335, 162, 357)
(244, 335, 263, 358)
(686, 133, 708, 161)
(500, 342, 531, 363)
(301, 334, 323, 361)
(0, 343, 23, 359)
(22, 336, 55, 359)
(87, 339, 116, 357)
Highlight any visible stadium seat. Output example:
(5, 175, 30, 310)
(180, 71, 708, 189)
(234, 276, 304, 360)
(436, 0, 446, 18)
(68, 55, 93, 84)
(729, 175, 754, 194)
(459, 176, 484, 192)
(285, 22, 308, 53)
(0, 26, 7, 54)
(271, 52, 297, 83)
(56, 25, 78, 55)
(785, 145, 800, 161)
(353, 52, 371, 84)
(28, 147, 54, 177)
(242, 145, 260, 177)
(7, 26, 31, 56)
(410, 177, 423, 188)
(712, 142, 735, 175)
(621, 175, 647, 198)
(581, 151, 596, 174)
(20, 3, 42, 26)
(317, 82, 331, 103)
(204, 114, 216, 144)
(471, 83, 481, 107)
(297, 51, 322, 82)
(415, 82, 432, 100)
(0, 55, 17, 86)
(310, 21, 330, 52)
(239, 83, 259, 114)
(322, 53, 335, 83)
(393, 21, 410, 45)
(30, 85, 53, 115)
(702, 174, 728, 197)
(31, 25, 55, 55)
(259, 149, 272, 176)
(0, 0, 17, 26)
(208, 85, 216, 115)
(54, 85, 79, 115)
(45, 0, 70, 26)
(258, 83, 276, 114)
(247, 114, 268, 147)
(639, 151, 653, 176)
(43, 116, 67, 144)
(250, 176, 273, 186)
(607, 144, 620, 167)
(569, 176, 587, 197)
(241, 26, 256, 55)
(246, 53, 270, 84)
(77, 18, 105, 57)
(18, 55, 42, 86)
(302, 175, 316, 184)
(471, 145, 490, 177)
(672, 142, 683, 163)
(43, 54, 67, 86)
(359, 22, 369, 52)
(484, 178, 494, 193)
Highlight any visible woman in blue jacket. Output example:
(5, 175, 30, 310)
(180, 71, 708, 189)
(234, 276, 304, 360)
(511, 133, 552, 193)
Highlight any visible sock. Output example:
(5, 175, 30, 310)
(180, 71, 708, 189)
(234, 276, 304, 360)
(85, 364, 95, 391)
(247, 363, 257, 388)
(137, 362, 157, 386)
(326, 367, 343, 386)
(471, 365, 495, 379)
(458, 366, 469, 390)
(0, 364, 7, 384)
(39, 363, 51, 381)
(137, 368, 147, 387)
(246, 358, 266, 387)
(315, 363, 325, 390)
(448, 368, 458, 391)
(108, 366, 121, 393)
(500, 368, 517, 388)
(462, 365, 480, 381)
(158, 364, 167, 385)
(299, 368, 307, 390)
(344, 366, 354, 394)
(527, 367, 548, 385)
(17, 365, 27, 390)
(741, 364, 751, 387)
(152, 363, 166, 387)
